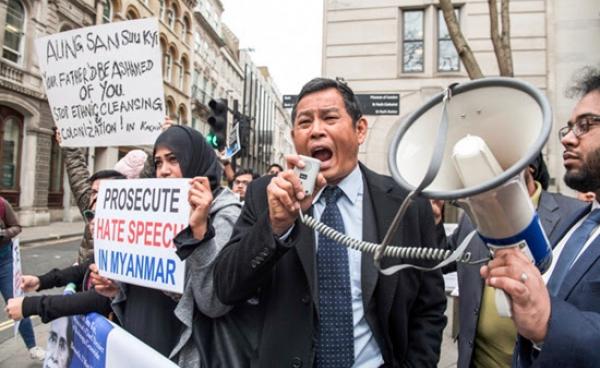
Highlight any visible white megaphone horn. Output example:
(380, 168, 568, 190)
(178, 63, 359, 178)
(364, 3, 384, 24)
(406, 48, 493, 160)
(387, 77, 552, 317)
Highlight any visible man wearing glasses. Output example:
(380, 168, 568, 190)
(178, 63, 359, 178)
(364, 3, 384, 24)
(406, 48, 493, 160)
(481, 67, 600, 367)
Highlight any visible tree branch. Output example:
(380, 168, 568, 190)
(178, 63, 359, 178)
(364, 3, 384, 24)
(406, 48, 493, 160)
(439, 0, 483, 79)
(500, 0, 514, 76)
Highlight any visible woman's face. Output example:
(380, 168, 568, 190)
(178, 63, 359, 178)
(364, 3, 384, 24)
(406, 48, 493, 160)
(154, 146, 183, 178)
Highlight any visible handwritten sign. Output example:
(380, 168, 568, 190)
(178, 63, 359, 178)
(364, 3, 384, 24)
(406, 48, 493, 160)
(35, 18, 165, 147)
(93, 179, 190, 293)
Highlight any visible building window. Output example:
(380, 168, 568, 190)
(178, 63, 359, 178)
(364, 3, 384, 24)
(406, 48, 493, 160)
(178, 65, 184, 89)
(103, 0, 112, 23)
(164, 53, 172, 80)
(194, 32, 202, 53)
(0, 106, 23, 206)
(159, 0, 164, 20)
(166, 8, 175, 29)
(438, 9, 460, 72)
(402, 10, 424, 73)
(181, 17, 188, 39)
(47, 132, 64, 208)
(3, 0, 25, 64)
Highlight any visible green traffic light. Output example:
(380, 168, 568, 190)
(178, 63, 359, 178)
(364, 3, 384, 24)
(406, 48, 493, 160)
(206, 133, 218, 148)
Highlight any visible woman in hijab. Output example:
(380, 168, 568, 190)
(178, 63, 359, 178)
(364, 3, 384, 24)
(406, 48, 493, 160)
(107, 125, 242, 359)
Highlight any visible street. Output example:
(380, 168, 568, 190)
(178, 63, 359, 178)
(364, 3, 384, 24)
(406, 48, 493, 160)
(0, 239, 80, 345)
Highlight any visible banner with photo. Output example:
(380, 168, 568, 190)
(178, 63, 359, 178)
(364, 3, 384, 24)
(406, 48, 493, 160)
(44, 310, 177, 368)
(93, 178, 190, 293)
(35, 18, 165, 147)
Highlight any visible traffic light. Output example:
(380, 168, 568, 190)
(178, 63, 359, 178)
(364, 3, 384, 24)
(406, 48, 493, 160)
(207, 98, 228, 149)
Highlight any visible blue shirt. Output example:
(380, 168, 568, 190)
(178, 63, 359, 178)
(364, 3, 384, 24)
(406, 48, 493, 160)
(312, 165, 383, 367)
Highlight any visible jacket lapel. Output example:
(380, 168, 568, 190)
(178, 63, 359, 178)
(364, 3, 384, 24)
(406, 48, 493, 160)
(538, 192, 561, 244)
(361, 171, 379, 310)
(558, 235, 600, 300)
(296, 207, 317, 312)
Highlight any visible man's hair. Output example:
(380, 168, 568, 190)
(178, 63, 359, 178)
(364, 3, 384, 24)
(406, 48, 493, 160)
(234, 168, 259, 181)
(566, 65, 600, 98)
(291, 77, 363, 126)
(267, 163, 283, 172)
(88, 169, 126, 183)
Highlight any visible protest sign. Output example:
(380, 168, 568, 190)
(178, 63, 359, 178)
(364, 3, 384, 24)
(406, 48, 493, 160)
(35, 18, 165, 147)
(93, 179, 190, 293)
(45, 309, 177, 368)
(12, 238, 22, 336)
(225, 122, 241, 158)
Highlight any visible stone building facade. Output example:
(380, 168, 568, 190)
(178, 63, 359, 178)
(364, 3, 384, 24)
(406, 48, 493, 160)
(322, 0, 600, 196)
(0, 0, 291, 225)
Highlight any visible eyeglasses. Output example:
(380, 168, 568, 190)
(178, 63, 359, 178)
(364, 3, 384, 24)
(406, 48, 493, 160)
(558, 115, 600, 140)
(83, 209, 95, 223)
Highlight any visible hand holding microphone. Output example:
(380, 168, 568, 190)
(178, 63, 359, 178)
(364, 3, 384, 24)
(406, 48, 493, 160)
(267, 154, 325, 236)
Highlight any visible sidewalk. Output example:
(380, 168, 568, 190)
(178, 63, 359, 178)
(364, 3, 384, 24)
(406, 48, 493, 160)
(20, 221, 85, 246)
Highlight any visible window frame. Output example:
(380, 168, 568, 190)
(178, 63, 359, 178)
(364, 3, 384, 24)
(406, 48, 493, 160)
(401, 9, 425, 73)
(2, 0, 26, 65)
(437, 7, 461, 73)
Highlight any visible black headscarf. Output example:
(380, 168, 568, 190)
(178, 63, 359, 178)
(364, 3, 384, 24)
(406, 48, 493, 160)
(153, 125, 222, 194)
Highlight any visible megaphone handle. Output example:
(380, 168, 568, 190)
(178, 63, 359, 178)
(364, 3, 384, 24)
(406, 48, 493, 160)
(495, 288, 512, 318)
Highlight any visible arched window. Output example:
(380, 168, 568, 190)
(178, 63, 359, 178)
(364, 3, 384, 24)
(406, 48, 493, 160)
(177, 105, 186, 125)
(166, 8, 175, 29)
(159, 0, 164, 20)
(164, 52, 172, 81)
(126, 8, 139, 20)
(0, 106, 23, 206)
(3, 0, 25, 64)
(103, 0, 112, 23)
(181, 17, 188, 39)
(178, 64, 184, 90)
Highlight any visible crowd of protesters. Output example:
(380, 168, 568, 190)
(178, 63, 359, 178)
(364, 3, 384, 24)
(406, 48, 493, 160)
(3, 70, 600, 368)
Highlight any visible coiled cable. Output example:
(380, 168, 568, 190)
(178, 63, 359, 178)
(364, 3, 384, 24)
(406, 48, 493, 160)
(299, 210, 474, 275)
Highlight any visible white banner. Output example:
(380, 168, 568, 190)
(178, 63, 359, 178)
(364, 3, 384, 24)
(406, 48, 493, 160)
(93, 179, 190, 293)
(12, 238, 22, 336)
(45, 311, 177, 368)
(35, 18, 165, 147)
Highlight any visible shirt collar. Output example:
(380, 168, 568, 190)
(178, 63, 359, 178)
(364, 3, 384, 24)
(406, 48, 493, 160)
(313, 164, 362, 205)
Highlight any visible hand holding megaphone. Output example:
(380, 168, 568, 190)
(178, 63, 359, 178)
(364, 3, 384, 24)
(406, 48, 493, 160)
(451, 135, 552, 317)
(480, 247, 551, 343)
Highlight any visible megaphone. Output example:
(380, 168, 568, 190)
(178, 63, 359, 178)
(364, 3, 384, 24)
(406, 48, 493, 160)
(388, 77, 552, 316)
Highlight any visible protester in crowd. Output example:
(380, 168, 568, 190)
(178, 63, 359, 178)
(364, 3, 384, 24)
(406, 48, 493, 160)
(214, 77, 447, 367)
(0, 195, 45, 360)
(4, 170, 125, 324)
(438, 155, 586, 368)
(482, 66, 600, 367)
(114, 150, 148, 179)
(231, 168, 259, 202)
(265, 163, 283, 176)
(94, 125, 241, 360)
(57, 131, 149, 263)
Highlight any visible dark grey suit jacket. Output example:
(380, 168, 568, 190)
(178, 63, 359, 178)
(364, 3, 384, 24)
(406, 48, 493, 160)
(444, 191, 587, 368)
(214, 163, 447, 368)
(514, 202, 600, 368)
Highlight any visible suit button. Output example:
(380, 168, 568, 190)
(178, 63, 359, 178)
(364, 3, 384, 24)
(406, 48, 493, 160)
(469, 340, 473, 347)
(301, 294, 310, 304)
(473, 307, 479, 315)
(291, 357, 302, 367)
